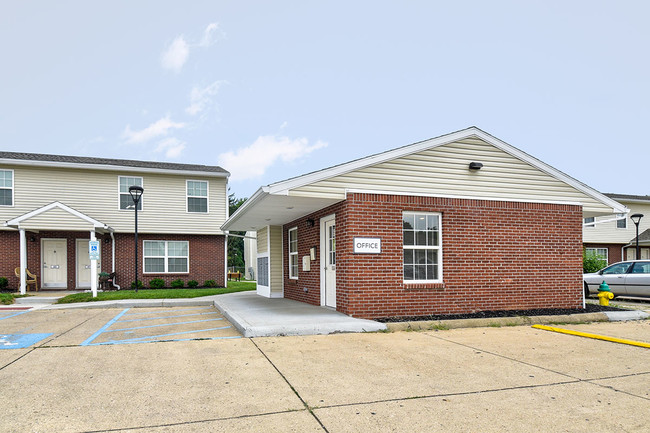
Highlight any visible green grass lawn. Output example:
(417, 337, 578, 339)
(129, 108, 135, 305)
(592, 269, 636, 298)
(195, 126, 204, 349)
(0, 292, 31, 305)
(56, 280, 256, 304)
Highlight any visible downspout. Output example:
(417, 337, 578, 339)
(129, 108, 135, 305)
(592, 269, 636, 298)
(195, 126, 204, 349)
(110, 231, 121, 290)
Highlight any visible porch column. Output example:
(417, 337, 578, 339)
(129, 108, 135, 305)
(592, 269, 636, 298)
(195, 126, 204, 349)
(90, 230, 98, 298)
(19, 228, 26, 295)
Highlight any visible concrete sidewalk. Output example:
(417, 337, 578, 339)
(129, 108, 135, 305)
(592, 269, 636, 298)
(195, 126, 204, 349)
(214, 291, 387, 336)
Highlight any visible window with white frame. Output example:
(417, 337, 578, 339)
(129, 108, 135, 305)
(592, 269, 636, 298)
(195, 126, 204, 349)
(187, 180, 208, 213)
(583, 217, 595, 227)
(0, 170, 13, 206)
(288, 227, 298, 278)
(144, 240, 189, 273)
(585, 247, 608, 264)
(403, 212, 441, 282)
(119, 176, 143, 210)
(616, 214, 627, 229)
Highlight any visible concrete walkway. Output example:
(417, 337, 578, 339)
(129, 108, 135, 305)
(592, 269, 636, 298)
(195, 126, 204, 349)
(214, 291, 387, 337)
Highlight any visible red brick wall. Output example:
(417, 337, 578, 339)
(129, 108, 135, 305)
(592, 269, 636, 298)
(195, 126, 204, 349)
(0, 231, 225, 290)
(583, 243, 624, 265)
(284, 193, 583, 319)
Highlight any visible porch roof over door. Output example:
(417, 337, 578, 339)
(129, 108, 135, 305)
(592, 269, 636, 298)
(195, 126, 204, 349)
(4, 201, 114, 233)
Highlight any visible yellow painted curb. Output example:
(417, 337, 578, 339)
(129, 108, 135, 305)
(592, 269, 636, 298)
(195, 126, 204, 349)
(532, 324, 650, 348)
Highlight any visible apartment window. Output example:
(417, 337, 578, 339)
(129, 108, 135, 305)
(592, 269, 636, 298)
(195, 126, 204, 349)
(0, 170, 13, 206)
(585, 248, 608, 264)
(119, 176, 143, 210)
(288, 227, 298, 279)
(187, 180, 208, 213)
(583, 217, 595, 228)
(144, 240, 189, 273)
(403, 212, 441, 282)
(616, 214, 627, 229)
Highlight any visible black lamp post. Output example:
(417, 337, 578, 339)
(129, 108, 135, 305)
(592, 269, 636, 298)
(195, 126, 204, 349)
(630, 213, 644, 260)
(129, 185, 144, 292)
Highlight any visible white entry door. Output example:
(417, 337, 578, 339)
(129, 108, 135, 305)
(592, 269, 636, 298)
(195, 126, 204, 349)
(42, 239, 67, 288)
(322, 216, 336, 308)
(77, 239, 100, 288)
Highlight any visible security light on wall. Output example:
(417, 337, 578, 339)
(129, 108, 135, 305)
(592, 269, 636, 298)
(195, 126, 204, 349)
(469, 162, 483, 170)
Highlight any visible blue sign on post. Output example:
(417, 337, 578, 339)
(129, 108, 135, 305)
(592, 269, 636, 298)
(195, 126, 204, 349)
(89, 240, 100, 261)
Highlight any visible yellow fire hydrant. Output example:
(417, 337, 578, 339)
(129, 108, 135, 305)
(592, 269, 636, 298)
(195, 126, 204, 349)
(597, 281, 614, 306)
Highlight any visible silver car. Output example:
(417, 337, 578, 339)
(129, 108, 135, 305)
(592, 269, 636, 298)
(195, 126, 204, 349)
(584, 260, 650, 298)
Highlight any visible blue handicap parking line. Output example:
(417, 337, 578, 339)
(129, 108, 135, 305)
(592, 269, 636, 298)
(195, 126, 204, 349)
(104, 317, 224, 333)
(1, 333, 53, 349)
(90, 327, 238, 345)
(122, 307, 213, 316)
(0, 310, 30, 321)
(82, 307, 239, 346)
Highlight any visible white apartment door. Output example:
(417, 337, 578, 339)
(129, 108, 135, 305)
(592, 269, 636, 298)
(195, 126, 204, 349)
(42, 239, 67, 288)
(77, 239, 100, 288)
(322, 216, 336, 308)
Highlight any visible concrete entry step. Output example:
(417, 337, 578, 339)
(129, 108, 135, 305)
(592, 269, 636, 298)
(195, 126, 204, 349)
(214, 291, 386, 337)
(15, 296, 61, 305)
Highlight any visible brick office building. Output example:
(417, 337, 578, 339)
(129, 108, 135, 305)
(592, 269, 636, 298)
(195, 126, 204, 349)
(222, 127, 626, 319)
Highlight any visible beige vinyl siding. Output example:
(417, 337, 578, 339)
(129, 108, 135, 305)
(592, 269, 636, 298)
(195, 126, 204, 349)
(256, 227, 269, 254)
(0, 165, 227, 234)
(269, 225, 283, 296)
(290, 138, 611, 215)
(583, 202, 650, 244)
(19, 207, 96, 231)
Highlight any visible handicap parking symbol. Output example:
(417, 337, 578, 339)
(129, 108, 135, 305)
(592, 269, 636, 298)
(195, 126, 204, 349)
(0, 333, 53, 349)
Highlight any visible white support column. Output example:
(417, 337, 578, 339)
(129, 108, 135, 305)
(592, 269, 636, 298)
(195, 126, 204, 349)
(19, 228, 26, 295)
(90, 230, 98, 298)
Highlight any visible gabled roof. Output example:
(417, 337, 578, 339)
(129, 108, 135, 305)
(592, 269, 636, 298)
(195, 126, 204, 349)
(0, 151, 229, 177)
(223, 127, 627, 231)
(5, 201, 113, 233)
(605, 193, 650, 203)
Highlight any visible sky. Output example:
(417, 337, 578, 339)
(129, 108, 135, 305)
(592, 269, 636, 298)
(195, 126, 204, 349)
(1, 1, 649, 199)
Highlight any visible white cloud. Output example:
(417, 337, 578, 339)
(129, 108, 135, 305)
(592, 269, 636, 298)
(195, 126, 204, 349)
(161, 36, 189, 72)
(186, 80, 227, 116)
(280, 121, 289, 130)
(199, 23, 222, 47)
(122, 116, 186, 144)
(218, 135, 328, 181)
(155, 137, 186, 159)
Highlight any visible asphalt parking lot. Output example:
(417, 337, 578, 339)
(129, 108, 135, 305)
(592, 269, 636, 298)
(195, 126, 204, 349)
(1, 306, 648, 432)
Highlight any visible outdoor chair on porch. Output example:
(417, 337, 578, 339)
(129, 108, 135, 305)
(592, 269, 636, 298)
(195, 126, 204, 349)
(14, 267, 38, 291)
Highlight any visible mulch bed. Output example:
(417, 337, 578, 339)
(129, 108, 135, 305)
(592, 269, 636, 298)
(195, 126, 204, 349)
(376, 303, 625, 323)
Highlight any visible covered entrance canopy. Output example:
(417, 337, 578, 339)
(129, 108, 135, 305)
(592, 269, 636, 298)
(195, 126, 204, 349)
(4, 201, 114, 294)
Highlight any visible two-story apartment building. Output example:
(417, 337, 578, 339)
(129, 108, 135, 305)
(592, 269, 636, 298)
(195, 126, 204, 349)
(0, 152, 229, 292)
(583, 193, 650, 264)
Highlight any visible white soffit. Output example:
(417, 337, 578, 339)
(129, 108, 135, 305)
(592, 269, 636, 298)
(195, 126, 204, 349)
(223, 190, 340, 231)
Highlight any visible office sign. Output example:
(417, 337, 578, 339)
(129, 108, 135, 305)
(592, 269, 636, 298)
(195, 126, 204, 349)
(353, 237, 381, 254)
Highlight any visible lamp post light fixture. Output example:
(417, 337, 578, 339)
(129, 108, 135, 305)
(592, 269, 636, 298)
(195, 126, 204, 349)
(630, 213, 644, 260)
(129, 185, 144, 292)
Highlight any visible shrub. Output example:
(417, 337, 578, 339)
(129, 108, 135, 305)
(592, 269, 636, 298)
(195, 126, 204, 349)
(130, 280, 144, 290)
(187, 280, 198, 288)
(0, 277, 8, 290)
(203, 279, 216, 288)
(149, 278, 165, 289)
(170, 279, 184, 289)
(583, 250, 607, 273)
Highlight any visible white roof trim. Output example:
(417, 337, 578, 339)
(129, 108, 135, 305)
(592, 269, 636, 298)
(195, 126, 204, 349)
(265, 126, 626, 214)
(345, 188, 585, 207)
(5, 201, 113, 231)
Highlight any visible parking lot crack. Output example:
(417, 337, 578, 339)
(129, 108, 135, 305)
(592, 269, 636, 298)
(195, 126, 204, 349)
(250, 338, 330, 433)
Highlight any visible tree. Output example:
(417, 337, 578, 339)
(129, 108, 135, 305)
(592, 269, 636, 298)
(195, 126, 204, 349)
(227, 191, 247, 271)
